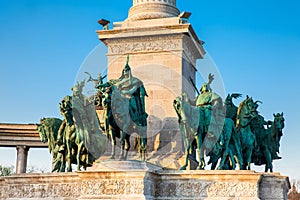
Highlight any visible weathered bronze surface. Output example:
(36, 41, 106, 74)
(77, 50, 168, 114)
(174, 74, 284, 171)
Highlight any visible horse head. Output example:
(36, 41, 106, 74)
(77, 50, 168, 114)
(225, 93, 242, 107)
(239, 97, 258, 117)
(173, 96, 183, 123)
(60, 95, 74, 126)
(178, 93, 192, 123)
(224, 94, 233, 107)
(72, 80, 85, 98)
(273, 112, 285, 131)
(237, 96, 259, 128)
(37, 119, 48, 143)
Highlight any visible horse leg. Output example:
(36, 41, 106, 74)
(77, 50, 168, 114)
(60, 162, 66, 172)
(264, 149, 272, 172)
(110, 129, 116, 159)
(140, 136, 147, 161)
(228, 151, 237, 170)
(211, 158, 218, 170)
(119, 132, 130, 160)
(180, 142, 190, 170)
(111, 144, 116, 160)
(119, 132, 125, 160)
(124, 133, 131, 160)
(76, 143, 83, 171)
(66, 141, 72, 172)
(180, 153, 189, 170)
(180, 128, 191, 170)
(196, 149, 205, 170)
(139, 127, 147, 161)
(82, 149, 87, 171)
(245, 147, 253, 170)
(55, 147, 66, 172)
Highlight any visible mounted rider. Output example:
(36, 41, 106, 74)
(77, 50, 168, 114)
(115, 59, 148, 127)
(195, 74, 224, 137)
(96, 55, 148, 160)
(97, 55, 148, 128)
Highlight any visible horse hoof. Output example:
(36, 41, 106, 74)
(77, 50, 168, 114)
(180, 166, 187, 170)
(196, 166, 204, 170)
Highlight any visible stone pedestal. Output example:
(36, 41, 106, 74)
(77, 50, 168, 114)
(0, 161, 291, 200)
(96, 0, 205, 165)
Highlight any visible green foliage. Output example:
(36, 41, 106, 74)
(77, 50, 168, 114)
(0, 165, 14, 176)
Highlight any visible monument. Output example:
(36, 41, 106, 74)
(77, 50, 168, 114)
(96, 0, 205, 168)
(0, 0, 291, 199)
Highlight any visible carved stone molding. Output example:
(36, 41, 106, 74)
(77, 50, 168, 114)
(128, 2, 179, 20)
(2, 183, 80, 199)
(107, 35, 183, 55)
(133, 0, 176, 6)
(81, 179, 144, 196)
(207, 182, 258, 197)
(0, 169, 290, 199)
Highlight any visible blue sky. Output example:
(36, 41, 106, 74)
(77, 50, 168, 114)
(0, 0, 299, 179)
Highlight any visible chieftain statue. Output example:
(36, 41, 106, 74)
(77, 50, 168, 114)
(37, 81, 106, 172)
(37, 58, 283, 173)
(97, 55, 148, 161)
(174, 73, 285, 172)
(37, 56, 148, 172)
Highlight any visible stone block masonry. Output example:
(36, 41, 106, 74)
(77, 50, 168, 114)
(0, 161, 290, 200)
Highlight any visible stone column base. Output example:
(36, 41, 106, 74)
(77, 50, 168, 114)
(0, 161, 290, 200)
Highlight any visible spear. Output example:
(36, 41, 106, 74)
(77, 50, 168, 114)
(189, 77, 200, 96)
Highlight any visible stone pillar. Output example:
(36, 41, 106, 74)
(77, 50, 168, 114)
(97, 0, 205, 168)
(16, 145, 29, 174)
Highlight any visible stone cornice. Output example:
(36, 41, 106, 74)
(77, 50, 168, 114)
(97, 24, 205, 66)
(97, 24, 191, 40)
(0, 123, 47, 148)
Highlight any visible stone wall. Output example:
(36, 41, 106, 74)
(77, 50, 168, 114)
(0, 162, 290, 200)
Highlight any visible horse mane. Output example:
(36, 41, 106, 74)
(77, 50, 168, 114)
(40, 118, 61, 154)
(237, 99, 246, 117)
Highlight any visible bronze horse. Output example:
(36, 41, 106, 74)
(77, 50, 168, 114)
(173, 93, 205, 170)
(251, 113, 285, 172)
(236, 96, 258, 170)
(110, 85, 147, 161)
(174, 93, 243, 170)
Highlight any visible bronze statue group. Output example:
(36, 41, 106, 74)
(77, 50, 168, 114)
(37, 57, 147, 172)
(174, 74, 284, 172)
(37, 58, 284, 172)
